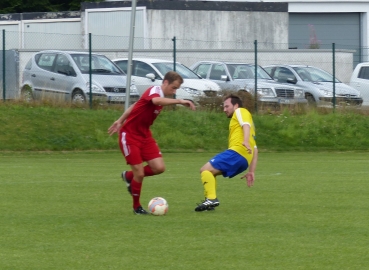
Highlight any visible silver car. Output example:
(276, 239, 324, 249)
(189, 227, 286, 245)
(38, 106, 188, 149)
(190, 61, 307, 105)
(112, 58, 221, 103)
(21, 50, 139, 104)
(263, 64, 363, 107)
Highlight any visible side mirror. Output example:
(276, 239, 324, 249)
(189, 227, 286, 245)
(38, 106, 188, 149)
(286, 78, 297, 84)
(146, 73, 156, 81)
(221, 75, 229, 81)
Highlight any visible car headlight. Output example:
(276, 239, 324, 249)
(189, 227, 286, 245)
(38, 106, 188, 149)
(257, 88, 275, 97)
(181, 87, 201, 96)
(318, 89, 333, 97)
(294, 89, 304, 98)
(86, 82, 105, 92)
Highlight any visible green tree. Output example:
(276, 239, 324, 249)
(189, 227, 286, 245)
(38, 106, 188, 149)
(0, 0, 103, 13)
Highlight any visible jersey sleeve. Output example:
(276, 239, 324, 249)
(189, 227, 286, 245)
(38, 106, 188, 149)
(234, 108, 252, 127)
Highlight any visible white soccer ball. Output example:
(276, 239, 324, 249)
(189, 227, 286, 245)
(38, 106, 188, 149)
(148, 197, 168, 216)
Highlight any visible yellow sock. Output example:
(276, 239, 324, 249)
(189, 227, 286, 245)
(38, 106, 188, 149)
(201, 170, 217, 199)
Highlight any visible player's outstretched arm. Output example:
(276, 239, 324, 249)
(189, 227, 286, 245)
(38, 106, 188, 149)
(107, 102, 136, 136)
(152, 97, 196, 110)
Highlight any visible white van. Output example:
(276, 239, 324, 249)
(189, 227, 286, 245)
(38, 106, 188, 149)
(349, 62, 369, 106)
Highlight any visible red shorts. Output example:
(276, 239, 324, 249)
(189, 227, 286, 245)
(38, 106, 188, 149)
(119, 131, 162, 165)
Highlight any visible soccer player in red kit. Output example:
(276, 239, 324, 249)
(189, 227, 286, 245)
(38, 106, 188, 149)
(108, 71, 196, 214)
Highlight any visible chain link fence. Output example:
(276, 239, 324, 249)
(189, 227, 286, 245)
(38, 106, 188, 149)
(0, 30, 366, 110)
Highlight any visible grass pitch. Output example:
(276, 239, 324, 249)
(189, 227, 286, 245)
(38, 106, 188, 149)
(0, 151, 368, 269)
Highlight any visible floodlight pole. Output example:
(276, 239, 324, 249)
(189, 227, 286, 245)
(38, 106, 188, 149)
(125, 0, 137, 111)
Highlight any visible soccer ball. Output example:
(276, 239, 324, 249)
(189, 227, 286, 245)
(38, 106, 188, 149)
(148, 197, 169, 216)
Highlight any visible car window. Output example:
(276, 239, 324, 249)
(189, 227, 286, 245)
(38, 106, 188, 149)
(54, 54, 76, 76)
(152, 62, 199, 79)
(115, 60, 127, 73)
(71, 54, 123, 75)
(209, 64, 226, 80)
(358, 67, 369, 80)
(274, 67, 296, 83)
(193, 64, 211, 78)
(36, 53, 56, 71)
(227, 64, 254, 79)
(293, 66, 340, 83)
(134, 61, 158, 78)
(263, 67, 274, 77)
(295, 69, 313, 82)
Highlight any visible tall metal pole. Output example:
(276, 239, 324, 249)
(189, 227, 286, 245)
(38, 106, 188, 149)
(2, 30, 5, 101)
(332, 43, 336, 112)
(89, 33, 92, 109)
(172, 36, 176, 71)
(172, 36, 176, 101)
(254, 40, 258, 113)
(125, 0, 137, 110)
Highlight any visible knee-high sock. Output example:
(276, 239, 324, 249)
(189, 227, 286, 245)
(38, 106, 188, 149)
(130, 179, 142, 209)
(201, 170, 217, 200)
(125, 166, 154, 181)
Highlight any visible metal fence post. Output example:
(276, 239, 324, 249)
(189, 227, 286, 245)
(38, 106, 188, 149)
(2, 29, 5, 102)
(172, 36, 176, 71)
(254, 40, 258, 113)
(332, 42, 336, 111)
(125, 0, 137, 111)
(172, 36, 176, 102)
(89, 33, 92, 109)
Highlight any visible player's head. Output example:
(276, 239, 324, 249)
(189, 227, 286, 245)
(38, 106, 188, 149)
(223, 94, 243, 118)
(161, 71, 184, 96)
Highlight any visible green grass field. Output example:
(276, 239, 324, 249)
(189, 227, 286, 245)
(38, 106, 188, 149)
(1, 151, 368, 269)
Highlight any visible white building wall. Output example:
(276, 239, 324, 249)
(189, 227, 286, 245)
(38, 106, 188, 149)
(146, 10, 289, 49)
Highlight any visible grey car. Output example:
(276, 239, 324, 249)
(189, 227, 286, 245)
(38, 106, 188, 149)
(21, 50, 139, 104)
(190, 61, 306, 105)
(263, 64, 363, 107)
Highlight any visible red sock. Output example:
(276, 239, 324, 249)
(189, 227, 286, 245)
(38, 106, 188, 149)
(143, 165, 154, 177)
(125, 166, 154, 181)
(131, 179, 142, 209)
(125, 171, 133, 181)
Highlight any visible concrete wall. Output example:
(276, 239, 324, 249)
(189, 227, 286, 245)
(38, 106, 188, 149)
(145, 10, 289, 49)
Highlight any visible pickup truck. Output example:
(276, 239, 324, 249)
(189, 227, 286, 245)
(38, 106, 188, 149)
(350, 62, 369, 106)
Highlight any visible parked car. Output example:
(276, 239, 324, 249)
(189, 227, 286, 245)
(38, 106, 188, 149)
(112, 58, 221, 103)
(21, 50, 139, 104)
(264, 64, 363, 107)
(349, 62, 369, 106)
(190, 61, 307, 105)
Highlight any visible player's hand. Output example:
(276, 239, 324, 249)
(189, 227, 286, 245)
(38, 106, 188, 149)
(241, 172, 254, 187)
(108, 121, 121, 136)
(181, 99, 196, 111)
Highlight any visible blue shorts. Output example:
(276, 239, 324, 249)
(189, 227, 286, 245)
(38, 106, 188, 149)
(209, 149, 248, 178)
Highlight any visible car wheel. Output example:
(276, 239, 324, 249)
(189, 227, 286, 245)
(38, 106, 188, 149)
(306, 93, 316, 106)
(71, 90, 86, 103)
(20, 86, 34, 102)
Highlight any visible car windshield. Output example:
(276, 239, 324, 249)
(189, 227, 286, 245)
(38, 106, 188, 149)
(292, 66, 340, 83)
(153, 62, 200, 79)
(226, 64, 272, 80)
(71, 54, 123, 75)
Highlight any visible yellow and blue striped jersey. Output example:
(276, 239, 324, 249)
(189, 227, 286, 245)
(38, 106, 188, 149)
(228, 107, 256, 165)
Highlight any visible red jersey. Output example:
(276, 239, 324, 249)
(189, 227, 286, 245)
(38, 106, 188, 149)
(121, 86, 163, 138)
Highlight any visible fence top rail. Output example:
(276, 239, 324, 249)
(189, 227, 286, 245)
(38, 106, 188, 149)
(16, 49, 357, 53)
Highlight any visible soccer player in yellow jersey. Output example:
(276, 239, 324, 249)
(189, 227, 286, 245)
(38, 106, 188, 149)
(194, 94, 258, 211)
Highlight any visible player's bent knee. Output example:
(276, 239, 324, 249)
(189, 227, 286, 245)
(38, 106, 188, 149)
(154, 166, 165, 175)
